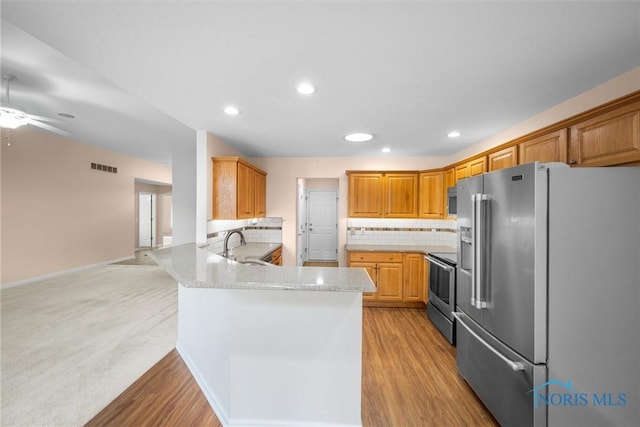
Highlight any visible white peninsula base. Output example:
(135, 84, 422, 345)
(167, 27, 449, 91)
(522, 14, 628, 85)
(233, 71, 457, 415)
(177, 285, 364, 427)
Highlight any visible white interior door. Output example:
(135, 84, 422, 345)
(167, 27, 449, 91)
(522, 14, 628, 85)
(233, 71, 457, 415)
(307, 190, 338, 261)
(138, 192, 156, 248)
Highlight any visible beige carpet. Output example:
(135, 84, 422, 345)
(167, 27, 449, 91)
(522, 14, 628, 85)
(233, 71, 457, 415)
(1, 264, 178, 427)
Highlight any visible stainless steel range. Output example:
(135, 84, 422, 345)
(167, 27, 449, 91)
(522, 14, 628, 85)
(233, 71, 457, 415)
(425, 252, 457, 344)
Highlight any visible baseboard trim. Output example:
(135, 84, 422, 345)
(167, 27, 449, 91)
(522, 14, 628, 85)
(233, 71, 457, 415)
(176, 343, 230, 426)
(1, 255, 135, 289)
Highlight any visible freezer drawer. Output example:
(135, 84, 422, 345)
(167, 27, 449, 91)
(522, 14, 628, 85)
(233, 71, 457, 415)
(455, 311, 547, 427)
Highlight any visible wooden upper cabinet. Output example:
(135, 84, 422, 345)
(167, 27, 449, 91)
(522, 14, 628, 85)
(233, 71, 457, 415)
(456, 157, 486, 181)
(488, 146, 518, 171)
(212, 157, 267, 219)
(347, 172, 417, 218)
(455, 163, 469, 181)
(347, 173, 384, 217)
(254, 171, 266, 217)
(384, 173, 418, 218)
(569, 100, 640, 167)
(519, 129, 568, 165)
(418, 170, 444, 218)
(236, 162, 255, 218)
(469, 157, 487, 176)
(444, 167, 455, 188)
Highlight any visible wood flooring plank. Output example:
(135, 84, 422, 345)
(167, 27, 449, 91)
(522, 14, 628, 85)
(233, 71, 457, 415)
(86, 308, 496, 427)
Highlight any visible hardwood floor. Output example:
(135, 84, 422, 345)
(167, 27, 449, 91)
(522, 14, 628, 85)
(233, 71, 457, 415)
(303, 261, 339, 267)
(85, 350, 221, 427)
(86, 308, 496, 426)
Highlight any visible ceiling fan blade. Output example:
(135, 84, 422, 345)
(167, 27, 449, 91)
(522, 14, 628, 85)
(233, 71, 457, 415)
(28, 119, 71, 137)
(26, 113, 67, 125)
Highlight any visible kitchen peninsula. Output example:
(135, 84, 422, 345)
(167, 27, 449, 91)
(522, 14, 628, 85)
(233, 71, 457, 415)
(150, 243, 376, 427)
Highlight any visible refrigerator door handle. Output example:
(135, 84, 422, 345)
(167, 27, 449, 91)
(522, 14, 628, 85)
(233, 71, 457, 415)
(471, 194, 478, 306)
(453, 312, 525, 372)
(472, 193, 489, 309)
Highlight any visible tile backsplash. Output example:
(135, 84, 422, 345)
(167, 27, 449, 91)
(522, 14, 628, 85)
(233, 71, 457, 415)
(207, 217, 283, 254)
(347, 218, 457, 248)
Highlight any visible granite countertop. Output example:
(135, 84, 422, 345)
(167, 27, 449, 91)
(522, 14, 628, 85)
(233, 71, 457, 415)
(345, 244, 456, 255)
(149, 243, 376, 293)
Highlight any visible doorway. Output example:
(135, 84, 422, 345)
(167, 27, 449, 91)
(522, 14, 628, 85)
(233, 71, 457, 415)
(307, 190, 338, 261)
(138, 192, 156, 248)
(296, 178, 339, 266)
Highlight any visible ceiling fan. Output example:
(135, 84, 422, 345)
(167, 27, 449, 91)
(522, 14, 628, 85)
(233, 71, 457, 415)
(0, 75, 70, 136)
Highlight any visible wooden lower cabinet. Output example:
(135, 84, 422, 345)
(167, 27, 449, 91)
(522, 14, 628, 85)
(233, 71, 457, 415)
(402, 253, 424, 302)
(376, 263, 404, 301)
(348, 251, 424, 307)
(422, 256, 429, 304)
(270, 247, 282, 266)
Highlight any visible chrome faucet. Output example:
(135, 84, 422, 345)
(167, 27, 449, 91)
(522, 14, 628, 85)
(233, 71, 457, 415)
(223, 230, 246, 258)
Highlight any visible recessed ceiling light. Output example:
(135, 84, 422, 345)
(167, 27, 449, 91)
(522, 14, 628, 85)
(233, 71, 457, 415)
(381, 147, 391, 153)
(224, 106, 240, 116)
(344, 132, 374, 143)
(448, 131, 461, 138)
(296, 82, 316, 95)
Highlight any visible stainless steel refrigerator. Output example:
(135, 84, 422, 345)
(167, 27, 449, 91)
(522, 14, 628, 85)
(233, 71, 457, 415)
(454, 162, 639, 427)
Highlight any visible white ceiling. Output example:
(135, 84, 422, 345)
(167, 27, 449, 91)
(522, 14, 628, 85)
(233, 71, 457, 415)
(1, 1, 639, 164)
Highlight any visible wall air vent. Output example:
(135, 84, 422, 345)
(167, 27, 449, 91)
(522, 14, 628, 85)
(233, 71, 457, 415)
(91, 162, 118, 174)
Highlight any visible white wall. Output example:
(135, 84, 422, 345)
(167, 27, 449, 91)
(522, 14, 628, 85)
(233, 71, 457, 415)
(451, 67, 640, 164)
(251, 157, 447, 266)
(1, 127, 171, 285)
(250, 68, 640, 267)
(172, 139, 197, 246)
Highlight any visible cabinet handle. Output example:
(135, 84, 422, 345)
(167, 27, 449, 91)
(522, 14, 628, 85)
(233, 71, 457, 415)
(569, 160, 577, 165)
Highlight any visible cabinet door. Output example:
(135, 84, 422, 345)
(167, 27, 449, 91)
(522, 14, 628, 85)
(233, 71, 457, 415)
(569, 101, 640, 166)
(455, 163, 469, 181)
(445, 167, 456, 188)
(384, 173, 418, 218)
(377, 262, 403, 301)
(348, 173, 384, 217)
(519, 129, 568, 165)
(403, 254, 424, 302)
(212, 159, 239, 219)
(423, 257, 429, 303)
(419, 171, 444, 218)
(271, 247, 282, 266)
(469, 157, 487, 176)
(488, 146, 518, 171)
(254, 172, 266, 217)
(350, 261, 377, 300)
(237, 163, 255, 219)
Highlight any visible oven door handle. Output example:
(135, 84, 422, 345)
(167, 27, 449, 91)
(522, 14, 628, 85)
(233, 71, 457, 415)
(425, 256, 455, 273)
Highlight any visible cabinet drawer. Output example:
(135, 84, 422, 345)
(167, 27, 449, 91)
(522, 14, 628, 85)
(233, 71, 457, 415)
(348, 252, 402, 263)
